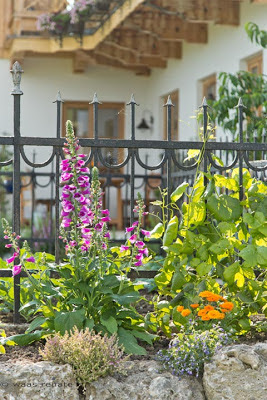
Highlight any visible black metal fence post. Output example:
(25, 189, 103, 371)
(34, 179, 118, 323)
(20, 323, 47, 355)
(164, 95, 174, 221)
(127, 94, 138, 225)
(10, 61, 23, 323)
(236, 97, 244, 202)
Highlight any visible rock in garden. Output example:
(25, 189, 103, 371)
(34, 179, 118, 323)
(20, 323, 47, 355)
(203, 343, 267, 400)
(0, 361, 79, 400)
(85, 360, 205, 400)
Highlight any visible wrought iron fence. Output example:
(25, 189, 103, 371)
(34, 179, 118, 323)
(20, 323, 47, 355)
(0, 61, 266, 323)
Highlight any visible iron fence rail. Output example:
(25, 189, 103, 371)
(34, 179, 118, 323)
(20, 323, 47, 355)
(0, 61, 266, 323)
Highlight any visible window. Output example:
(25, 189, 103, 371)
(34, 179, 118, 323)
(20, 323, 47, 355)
(202, 74, 216, 101)
(163, 90, 179, 140)
(247, 52, 262, 75)
(62, 101, 125, 164)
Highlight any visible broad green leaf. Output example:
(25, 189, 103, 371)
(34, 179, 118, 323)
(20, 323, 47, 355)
(1, 331, 44, 346)
(239, 245, 257, 267)
(238, 318, 251, 331)
(111, 291, 140, 306)
(223, 262, 240, 285)
(196, 263, 212, 277)
(132, 330, 156, 345)
(149, 223, 164, 239)
(211, 154, 224, 167)
(214, 175, 239, 191)
(257, 247, 267, 266)
(209, 239, 231, 255)
(171, 182, 189, 202)
(171, 271, 186, 291)
(218, 222, 237, 235)
(26, 316, 46, 333)
(100, 316, 118, 334)
(207, 194, 242, 222)
(184, 149, 200, 162)
(118, 328, 146, 355)
(183, 202, 206, 228)
(163, 216, 178, 246)
(84, 318, 94, 330)
(54, 309, 85, 335)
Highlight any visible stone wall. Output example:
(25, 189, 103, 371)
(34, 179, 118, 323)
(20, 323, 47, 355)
(0, 343, 266, 400)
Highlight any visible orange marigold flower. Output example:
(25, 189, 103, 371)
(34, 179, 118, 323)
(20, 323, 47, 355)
(206, 294, 222, 302)
(177, 306, 184, 312)
(201, 315, 210, 321)
(217, 312, 225, 319)
(207, 310, 221, 319)
(181, 309, 191, 317)
(220, 302, 234, 311)
(220, 308, 230, 313)
(190, 304, 200, 309)
(198, 309, 207, 317)
(204, 305, 214, 311)
(199, 291, 213, 298)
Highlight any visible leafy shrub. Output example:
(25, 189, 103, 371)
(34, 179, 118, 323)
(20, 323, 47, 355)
(40, 327, 127, 385)
(146, 168, 267, 336)
(156, 326, 233, 378)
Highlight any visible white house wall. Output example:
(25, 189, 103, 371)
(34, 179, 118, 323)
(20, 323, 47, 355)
(0, 0, 266, 208)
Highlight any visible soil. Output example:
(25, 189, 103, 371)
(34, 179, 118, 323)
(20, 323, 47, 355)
(0, 305, 266, 365)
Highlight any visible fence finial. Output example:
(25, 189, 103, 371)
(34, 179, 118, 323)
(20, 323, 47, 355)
(10, 61, 24, 95)
(54, 90, 64, 103)
(90, 93, 102, 104)
(127, 94, 139, 106)
(164, 95, 174, 107)
(235, 97, 246, 109)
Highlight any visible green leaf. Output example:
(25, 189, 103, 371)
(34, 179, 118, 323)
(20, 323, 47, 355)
(100, 316, 118, 334)
(1, 331, 44, 346)
(257, 247, 267, 266)
(183, 202, 206, 228)
(149, 223, 164, 239)
(223, 262, 240, 285)
(209, 239, 231, 255)
(196, 263, 212, 277)
(171, 271, 186, 291)
(163, 217, 178, 246)
(239, 245, 257, 267)
(111, 291, 140, 306)
(184, 149, 200, 162)
(0, 345, 5, 354)
(54, 309, 85, 335)
(239, 318, 251, 332)
(84, 318, 94, 330)
(26, 316, 46, 333)
(207, 194, 242, 222)
(118, 328, 147, 355)
(171, 182, 189, 202)
(132, 330, 156, 345)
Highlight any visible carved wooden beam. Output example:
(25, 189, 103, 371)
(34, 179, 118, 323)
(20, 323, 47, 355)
(72, 50, 97, 73)
(93, 51, 151, 76)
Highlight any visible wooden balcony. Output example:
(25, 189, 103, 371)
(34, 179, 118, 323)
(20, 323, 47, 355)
(2, 0, 264, 75)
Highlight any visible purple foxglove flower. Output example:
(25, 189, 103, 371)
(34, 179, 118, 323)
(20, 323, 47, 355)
(134, 260, 142, 267)
(81, 188, 90, 195)
(61, 210, 70, 217)
(61, 173, 73, 182)
(132, 221, 139, 227)
(138, 248, 149, 257)
(26, 256, 35, 263)
(81, 227, 91, 234)
(102, 243, 107, 250)
(5, 244, 12, 248)
(61, 192, 70, 199)
(69, 241, 77, 247)
(76, 160, 85, 167)
(95, 223, 103, 232)
(77, 154, 86, 158)
(129, 234, 137, 244)
(77, 176, 89, 187)
(68, 185, 77, 192)
(13, 251, 19, 257)
(12, 265, 22, 276)
(135, 241, 145, 248)
(101, 216, 111, 222)
(80, 245, 88, 252)
(63, 203, 75, 213)
(142, 212, 149, 216)
(120, 245, 129, 252)
(83, 239, 91, 246)
(7, 255, 16, 264)
(60, 164, 71, 172)
(101, 209, 110, 215)
(104, 232, 111, 239)
(141, 229, 151, 237)
(4, 235, 9, 239)
(125, 226, 134, 233)
(135, 253, 143, 260)
(63, 148, 70, 154)
(61, 218, 72, 228)
(80, 167, 90, 173)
